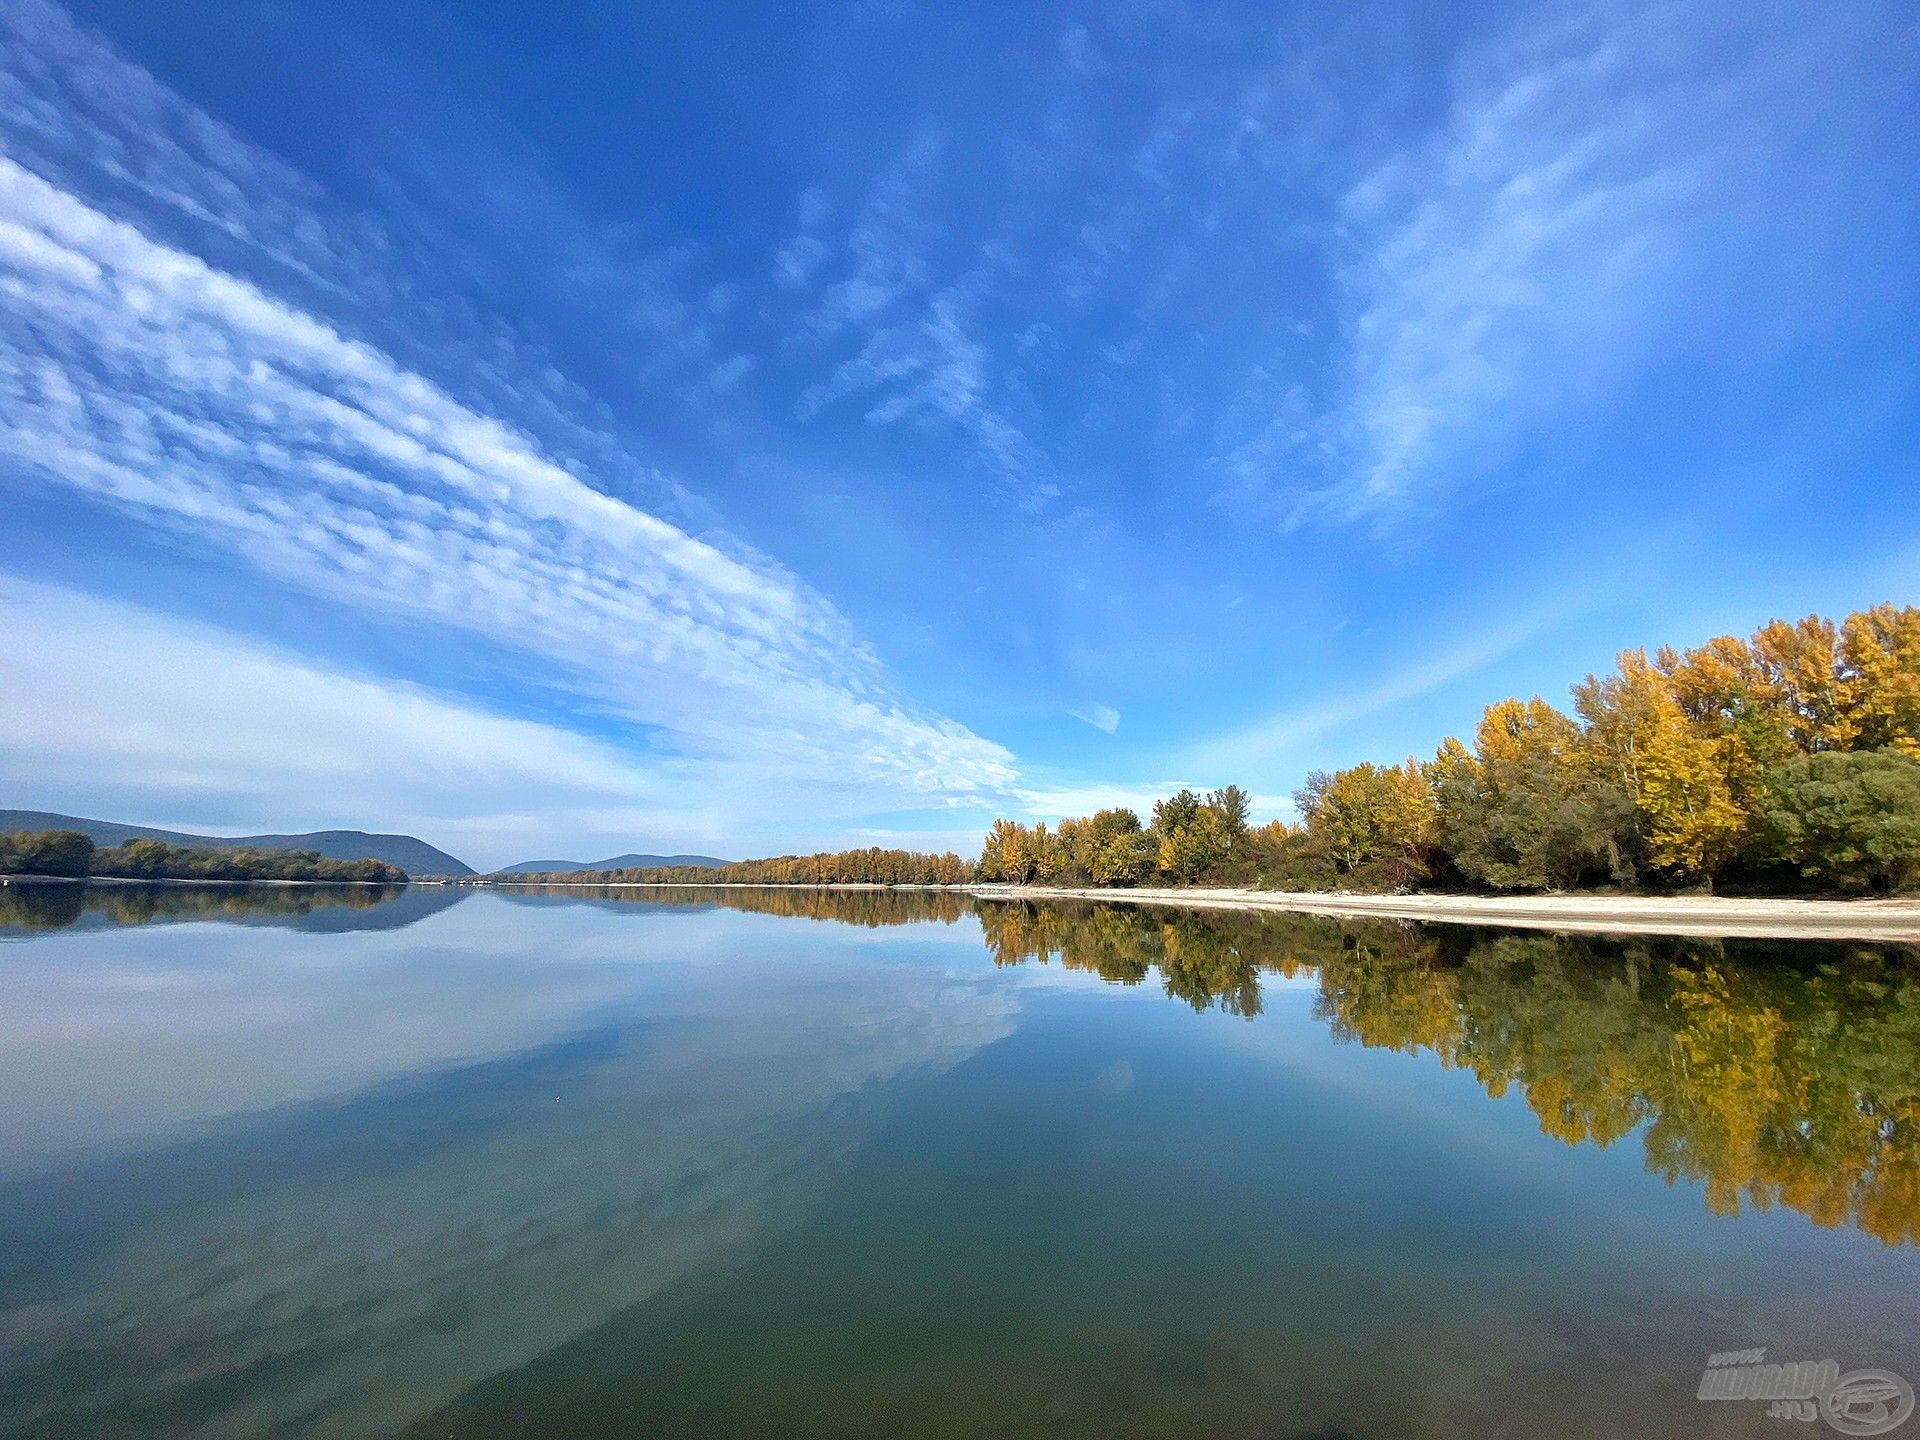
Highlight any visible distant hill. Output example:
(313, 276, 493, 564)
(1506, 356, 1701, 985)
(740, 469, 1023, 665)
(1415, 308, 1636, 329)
(0, 810, 474, 876)
(491, 853, 730, 875)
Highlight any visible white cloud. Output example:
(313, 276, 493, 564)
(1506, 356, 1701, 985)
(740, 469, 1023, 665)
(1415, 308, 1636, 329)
(773, 233, 827, 290)
(708, 352, 756, 392)
(1294, 0, 1904, 524)
(797, 272, 1055, 509)
(0, 576, 686, 864)
(0, 117, 1015, 811)
(807, 146, 933, 330)
(1071, 703, 1120, 734)
(1319, 8, 1699, 520)
(0, 576, 1026, 866)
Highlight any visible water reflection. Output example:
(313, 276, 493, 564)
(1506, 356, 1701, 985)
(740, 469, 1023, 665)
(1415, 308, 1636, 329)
(494, 882, 970, 926)
(0, 897, 1014, 1437)
(2, 887, 1917, 1438)
(976, 898, 1920, 1245)
(0, 880, 459, 934)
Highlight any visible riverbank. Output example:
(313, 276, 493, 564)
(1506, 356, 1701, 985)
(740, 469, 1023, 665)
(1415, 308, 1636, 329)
(476, 877, 1920, 941)
(967, 884, 1920, 942)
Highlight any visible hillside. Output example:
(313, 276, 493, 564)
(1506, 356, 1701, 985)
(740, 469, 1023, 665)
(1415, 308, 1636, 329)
(492, 853, 729, 876)
(0, 810, 474, 877)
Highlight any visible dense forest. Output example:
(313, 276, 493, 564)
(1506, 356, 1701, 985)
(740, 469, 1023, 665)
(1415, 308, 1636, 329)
(0, 830, 408, 884)
(978, 603, 1920, 894)
(498, 847, 973, 887)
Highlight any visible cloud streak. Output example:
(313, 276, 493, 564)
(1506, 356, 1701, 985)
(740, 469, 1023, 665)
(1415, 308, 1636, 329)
(1070, 703, 1120, 735)
(0, 1, 1017, 827)
(1291, 0, 1908, 524)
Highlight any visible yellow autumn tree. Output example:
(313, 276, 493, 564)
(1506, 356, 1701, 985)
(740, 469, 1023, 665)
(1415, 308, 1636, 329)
(1573, 650, 1745, 877)
(1748, 614, 1860, 752)
(1841, 602, 1920, 758)
(1296, 758, 1434, 881)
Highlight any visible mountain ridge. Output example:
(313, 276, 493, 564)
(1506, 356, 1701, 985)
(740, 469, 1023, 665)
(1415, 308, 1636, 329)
(0, 810, 474, 876)
(491, 853, 730, 876)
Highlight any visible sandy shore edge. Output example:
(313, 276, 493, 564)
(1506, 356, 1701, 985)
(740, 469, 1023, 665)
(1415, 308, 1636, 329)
(965, 884, 1920, 942)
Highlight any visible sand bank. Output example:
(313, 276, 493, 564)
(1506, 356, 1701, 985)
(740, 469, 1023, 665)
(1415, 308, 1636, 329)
(964, 884, 1920, 942)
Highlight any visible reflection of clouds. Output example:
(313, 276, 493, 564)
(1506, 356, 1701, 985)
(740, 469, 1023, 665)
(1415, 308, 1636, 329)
(0, 897, 690, 1173)
(0, 899, 1017, 1436)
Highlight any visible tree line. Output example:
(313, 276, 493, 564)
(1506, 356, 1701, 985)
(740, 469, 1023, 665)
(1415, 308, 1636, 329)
(497, 846, 974, 887)
(978, 603, 1920, 894)
(0, 830, 408, 884)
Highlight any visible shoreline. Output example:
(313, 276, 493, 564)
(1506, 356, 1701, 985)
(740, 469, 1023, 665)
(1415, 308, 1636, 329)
(481, 879, 1920, 942)
(966, 884, 1920, 942)
(0, 874, 401, 889)
(44, 871, 1906, 941)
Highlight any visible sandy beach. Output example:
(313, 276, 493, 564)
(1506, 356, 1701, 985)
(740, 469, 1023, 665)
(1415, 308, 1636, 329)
(964, 884, 1920, 942)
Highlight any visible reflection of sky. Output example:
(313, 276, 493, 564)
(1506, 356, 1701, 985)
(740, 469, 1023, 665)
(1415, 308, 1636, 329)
(0, 896, 1028, 1175)
(0, 896, 1022, 1435)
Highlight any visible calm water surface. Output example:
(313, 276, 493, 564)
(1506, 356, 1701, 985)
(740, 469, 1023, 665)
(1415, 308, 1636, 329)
(0, 882, 1916, 1438)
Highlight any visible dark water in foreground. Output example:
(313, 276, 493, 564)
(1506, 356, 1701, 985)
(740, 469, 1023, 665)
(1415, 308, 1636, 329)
(0, 883, 1916, 1439)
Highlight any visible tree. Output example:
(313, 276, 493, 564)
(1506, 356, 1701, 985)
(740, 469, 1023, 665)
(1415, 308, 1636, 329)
(1207, 786, 1251, 845)
(978, 818, 1035, 884)
(954, 601, 1920, 898)
(1294, 759, 1433, 885)
(1753, 750, 1920, 891)
(1574, 651, 1744, 879)
(0, 829, 94, 877)
(1150, 789, 1202, 841)
(1091, 830, 1156, 885)
(1429, 699, 1635, 890)
(1841, 604, 1920, 759)
(1748, 615, 1858, 753)
(1158, 804, 1232, 881)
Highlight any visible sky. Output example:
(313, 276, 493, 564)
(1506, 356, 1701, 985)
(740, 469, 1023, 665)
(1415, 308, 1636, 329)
(1, 0, 1916, 870)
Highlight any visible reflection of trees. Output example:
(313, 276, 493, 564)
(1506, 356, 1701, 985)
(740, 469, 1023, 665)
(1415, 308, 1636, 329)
(977, 900, 1293, 1016)
(507, 884, 969, 927)
(0, 882, 402, 931)
(975, 900, 1920, 1245)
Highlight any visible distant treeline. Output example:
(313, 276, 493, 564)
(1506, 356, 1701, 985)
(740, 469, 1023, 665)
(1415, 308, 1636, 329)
(0, 830, 409, 884)
(499, 846, 973, 887)
(978, 603, 1920, 894)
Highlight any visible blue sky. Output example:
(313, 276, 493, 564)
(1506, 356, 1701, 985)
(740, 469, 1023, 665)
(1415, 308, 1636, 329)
(1, 0, 1915, 869)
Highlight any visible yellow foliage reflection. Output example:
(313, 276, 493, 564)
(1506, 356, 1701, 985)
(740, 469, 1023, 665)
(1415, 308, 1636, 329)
(976, 900, 1920, 1245)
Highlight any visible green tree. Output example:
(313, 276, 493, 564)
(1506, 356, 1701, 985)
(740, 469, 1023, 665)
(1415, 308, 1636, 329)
(1207, 785, 1251, 846)
(1753, 750, 1920, 891)
(0, 829, 95, 877)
